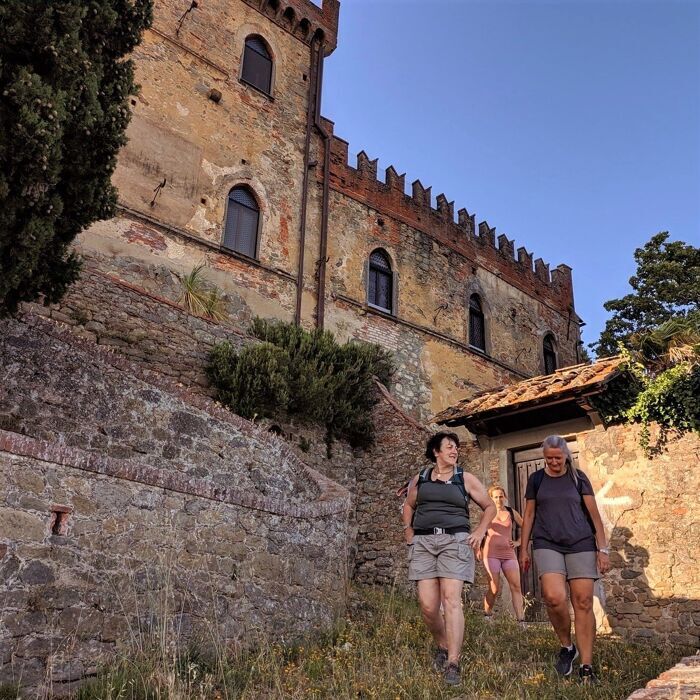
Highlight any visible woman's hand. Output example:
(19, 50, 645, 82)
(476, 549, 482, 562)
(509, 539, 521, 549)
(519, 550, 531, 573)
(597, 551, 610, 575)
(466, 530, 485, 552)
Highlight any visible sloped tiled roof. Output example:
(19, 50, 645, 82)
(432, 356, 625, 426)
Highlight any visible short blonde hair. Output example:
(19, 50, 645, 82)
(488, 484, 506, 498)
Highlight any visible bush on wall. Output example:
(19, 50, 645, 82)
(208, 319, 395, 448)
(592, 315, 700, 456)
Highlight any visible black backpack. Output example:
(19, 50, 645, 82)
(416, 465, 470, 505)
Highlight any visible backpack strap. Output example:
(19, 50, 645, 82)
(531, 468, 546, 498)
(451, 466, 470, 505)
(416, 467, 432, 486)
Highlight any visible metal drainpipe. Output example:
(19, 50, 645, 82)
(314, 41, 330, 330)
(294, 38, 320, 326)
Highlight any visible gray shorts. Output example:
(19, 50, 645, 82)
(408, 533, 475, 582)
(534, 548, 599, 581)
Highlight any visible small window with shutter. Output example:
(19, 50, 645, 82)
(242, 36, 273, 95)
(223, 187, 259, 259)
(544, 334, 557, 374)
(368, 249, 393, 313)
(469, 294, 486, 352)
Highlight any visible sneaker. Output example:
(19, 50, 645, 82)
(432, 647, 448, 672)
(554, 644, 579, 676)
(444, 663, 461, 686)
(579, 664, 599, 685)
(517, 619, 528, 630)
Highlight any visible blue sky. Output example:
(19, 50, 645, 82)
(321, 0, 700, 352)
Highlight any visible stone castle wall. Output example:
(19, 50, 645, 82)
(0, 317, 351, 690)
(72, 0, 583, 422)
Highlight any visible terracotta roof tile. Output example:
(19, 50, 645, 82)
(432, 356, 624, 425)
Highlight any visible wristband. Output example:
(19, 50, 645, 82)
(598, 547, 609, 555)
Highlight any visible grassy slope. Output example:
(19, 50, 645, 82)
(74, 588, 685, 700)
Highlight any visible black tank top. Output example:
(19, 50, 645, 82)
(412, 468, 471, 531)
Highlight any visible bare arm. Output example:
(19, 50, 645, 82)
(512, 509, 524, 528)
(518, 499, 536, 569)
(464, 473, 497, 552)
(401, 475, 420, 545)
(511, 508, 524, 547)
(583, 493, 610, 574)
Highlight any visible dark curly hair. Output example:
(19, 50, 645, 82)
(425, 431, 460, 463)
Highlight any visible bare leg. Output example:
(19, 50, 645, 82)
(439, 578, 465, 664)
(417, 578, 447, 650)
(569, 578, 595, 665)
(483, 559, 501, 615)
(540, 573, 571, 646)
(502, 562, 525, 621)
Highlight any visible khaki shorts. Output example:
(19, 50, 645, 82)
(408, 533, 475, 582)
(533, 548, 599, 581)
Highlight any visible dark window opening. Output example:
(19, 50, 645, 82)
(469, 294, 486, 351)
(242, 36, 272, 94)
(368, 249, 393, 313)
(544, 335, 557, 374)
(224, 187, 259, 258)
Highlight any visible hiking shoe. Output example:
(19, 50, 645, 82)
(444, 663, 461, 686)
(432, 647, 448, 672)
(579, 664, 599, 685)
(554, 644, 579, 676)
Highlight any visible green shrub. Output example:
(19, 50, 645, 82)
(208, 319, 394, 447)
(208, 341, 289, 420)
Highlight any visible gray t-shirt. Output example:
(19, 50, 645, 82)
(525, 469, 596, 554)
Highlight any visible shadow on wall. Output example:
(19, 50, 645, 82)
(606, 526, 699, 648)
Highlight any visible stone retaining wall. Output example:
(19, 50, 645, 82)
(28, 259, 250, 391)
(0, 317, 351, 691)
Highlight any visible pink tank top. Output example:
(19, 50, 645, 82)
(483, 511, 516, 560)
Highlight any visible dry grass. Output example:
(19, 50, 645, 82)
(74, 587, 685, 700)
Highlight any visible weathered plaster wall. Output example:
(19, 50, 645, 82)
(578, 425, 700, 648)
(0, 317, 351, 690)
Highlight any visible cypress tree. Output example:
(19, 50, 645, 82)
(0, 0, 153, 316)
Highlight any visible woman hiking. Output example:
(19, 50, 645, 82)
(402, 431, 495, 686)
(519, 435, 610, 685)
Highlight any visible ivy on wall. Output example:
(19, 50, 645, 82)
(208, 319, 395, 448)
(592, 317, 700, 456)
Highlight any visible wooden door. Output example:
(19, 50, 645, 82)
(511, 442, 579, 621)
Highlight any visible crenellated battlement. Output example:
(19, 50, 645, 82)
(241, 0, 339, 54)
(324, 123, 574, 307)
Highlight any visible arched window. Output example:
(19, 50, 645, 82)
(241, 36, 272, 94)
(469, 294, 486, 352)
(223, 186, 259, 258)
(543, 334, 557, 374)
(368, 249, 393, 313)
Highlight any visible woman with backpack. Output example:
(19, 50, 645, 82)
(478, 485, 525, 624)
(402, 431, 496, 687)
(519, 435, 610, 686)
